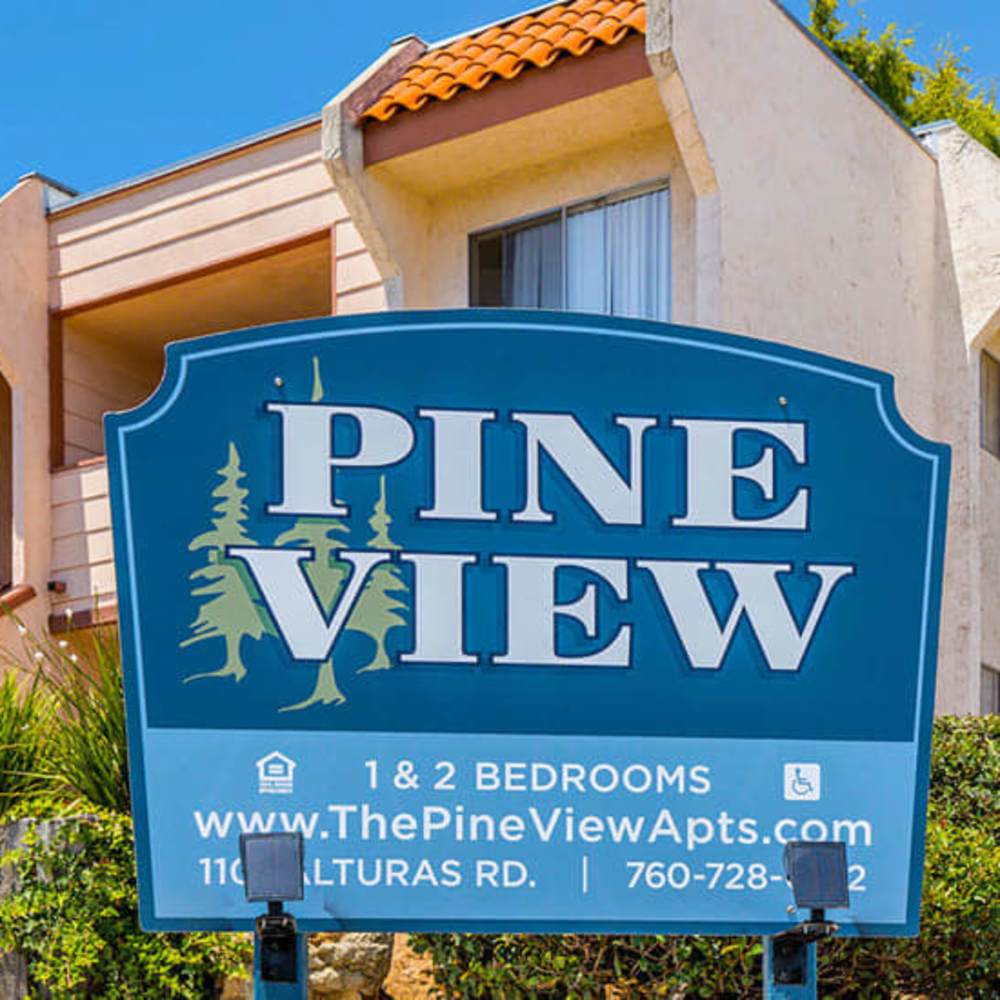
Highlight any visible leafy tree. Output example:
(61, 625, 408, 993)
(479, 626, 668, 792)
(276, 358, 352, 711)
(809, 0, 918, 120)
(351, 474, 408, 672)
(180, 442, 271, 683)
(911, 50, 1000, 156)
(809, 0, 1000, 156)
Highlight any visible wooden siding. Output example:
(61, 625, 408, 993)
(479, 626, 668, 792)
(49, 130, 345, 314)
(50, 460, 116, 622)
(43, 126, 391, 632)
(62, 329, 159, 464)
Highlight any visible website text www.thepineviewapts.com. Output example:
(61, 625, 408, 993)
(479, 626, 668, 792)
(192, 804, 873, 851)
(186, 756, 877, 895)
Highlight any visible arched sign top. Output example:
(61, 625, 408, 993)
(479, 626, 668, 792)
(124, 311, 937, 459)
(106, 310, 949, 936)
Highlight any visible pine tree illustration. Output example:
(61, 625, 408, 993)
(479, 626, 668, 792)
(350, 475, 408, 672)
(276, 357, 352, 711)
(180, 442, 272, 682)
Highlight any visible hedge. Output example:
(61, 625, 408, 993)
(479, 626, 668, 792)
(411, 715, 1000, 999)
(0, 623, 250, 999)
(0, 807, 250, 999)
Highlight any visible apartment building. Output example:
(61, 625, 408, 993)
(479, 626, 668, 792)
(0, 0, 997, 714)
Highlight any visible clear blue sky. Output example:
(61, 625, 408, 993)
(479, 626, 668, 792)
(1, 1, 997, 198)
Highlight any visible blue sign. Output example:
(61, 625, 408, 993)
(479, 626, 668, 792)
(106, 310, 949, 935)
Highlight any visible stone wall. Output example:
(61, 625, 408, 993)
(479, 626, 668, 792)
(308, 932, 393, 999)
(0, 818, 67, 999)
(223, 932, 394, 998)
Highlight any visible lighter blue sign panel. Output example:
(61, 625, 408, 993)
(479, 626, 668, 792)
(105, 311, 949, 935)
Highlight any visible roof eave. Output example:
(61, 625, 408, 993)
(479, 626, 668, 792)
(48, 113, 323, 217)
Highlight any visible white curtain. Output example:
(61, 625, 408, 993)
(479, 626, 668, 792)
(566, 188, 670, 321)
(504, 219, 562, 308)
(566, 206, 605, 314)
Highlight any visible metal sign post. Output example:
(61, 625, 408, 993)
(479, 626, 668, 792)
(763, 842, 849, 998)
(106, 310, 949, 955)
(763, 938, 817, 1000)
(252, 930, 308, 1000)
(240, 833, 308, 998)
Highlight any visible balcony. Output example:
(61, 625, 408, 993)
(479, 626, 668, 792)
(40, 120, 392, 633)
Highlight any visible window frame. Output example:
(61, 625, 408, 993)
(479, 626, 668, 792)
(468, 179, 671, 314)
(980, 349, 1000, 458)
(981, 663, 1000, 715)
(0, 373, 11, 591)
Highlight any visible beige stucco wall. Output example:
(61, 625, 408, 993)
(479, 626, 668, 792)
(662, 0, 975, 714)
(0, 178, 53, 641)
(923, 123, 1000, 347)
(982, 452, 1000, 672)
(330, 8, 948, 431)
(924, 122, 1000, 708)
(973, 320, 1000, 686)
(323, 0, 991, 714)
(665, 0, 942, 425)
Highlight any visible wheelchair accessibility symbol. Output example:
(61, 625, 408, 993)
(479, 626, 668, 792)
(783, 763, 821, 801)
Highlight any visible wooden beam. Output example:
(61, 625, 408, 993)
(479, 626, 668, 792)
(0, 584, 36, 613)
(48, 313, 64, 471)
(330, 225, 338, 315)
(0, 373, 10, 590)
(364, 35, 650, 165)
(54, 228, 332, 319)
(49, 603, 118, 634)
(52, 455, 107, 475)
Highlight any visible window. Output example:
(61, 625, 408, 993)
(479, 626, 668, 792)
(981, 350, 1000, 457)
(982, 665, 1000, 715)
(470, 183, 670, 322)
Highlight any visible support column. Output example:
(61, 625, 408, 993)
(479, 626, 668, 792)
(763, 937, 817, 1000)
(252, 931, 308, 999)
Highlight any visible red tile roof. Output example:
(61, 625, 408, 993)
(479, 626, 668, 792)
(361, 0, 647, 123)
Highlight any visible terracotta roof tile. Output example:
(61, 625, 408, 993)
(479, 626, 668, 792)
(361, 0, 647, 123)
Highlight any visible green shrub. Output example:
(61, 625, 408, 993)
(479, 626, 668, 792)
(0, 670, 50, 810)
(0, 806, 250, 999)
(927, 714, 999, 825)
(412, 934, 763, 998)
(2, 620, 130, 813)
(0, 626, 250, 997)
(37, 625, 130, 813)
(412, 716, 1000, 999)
